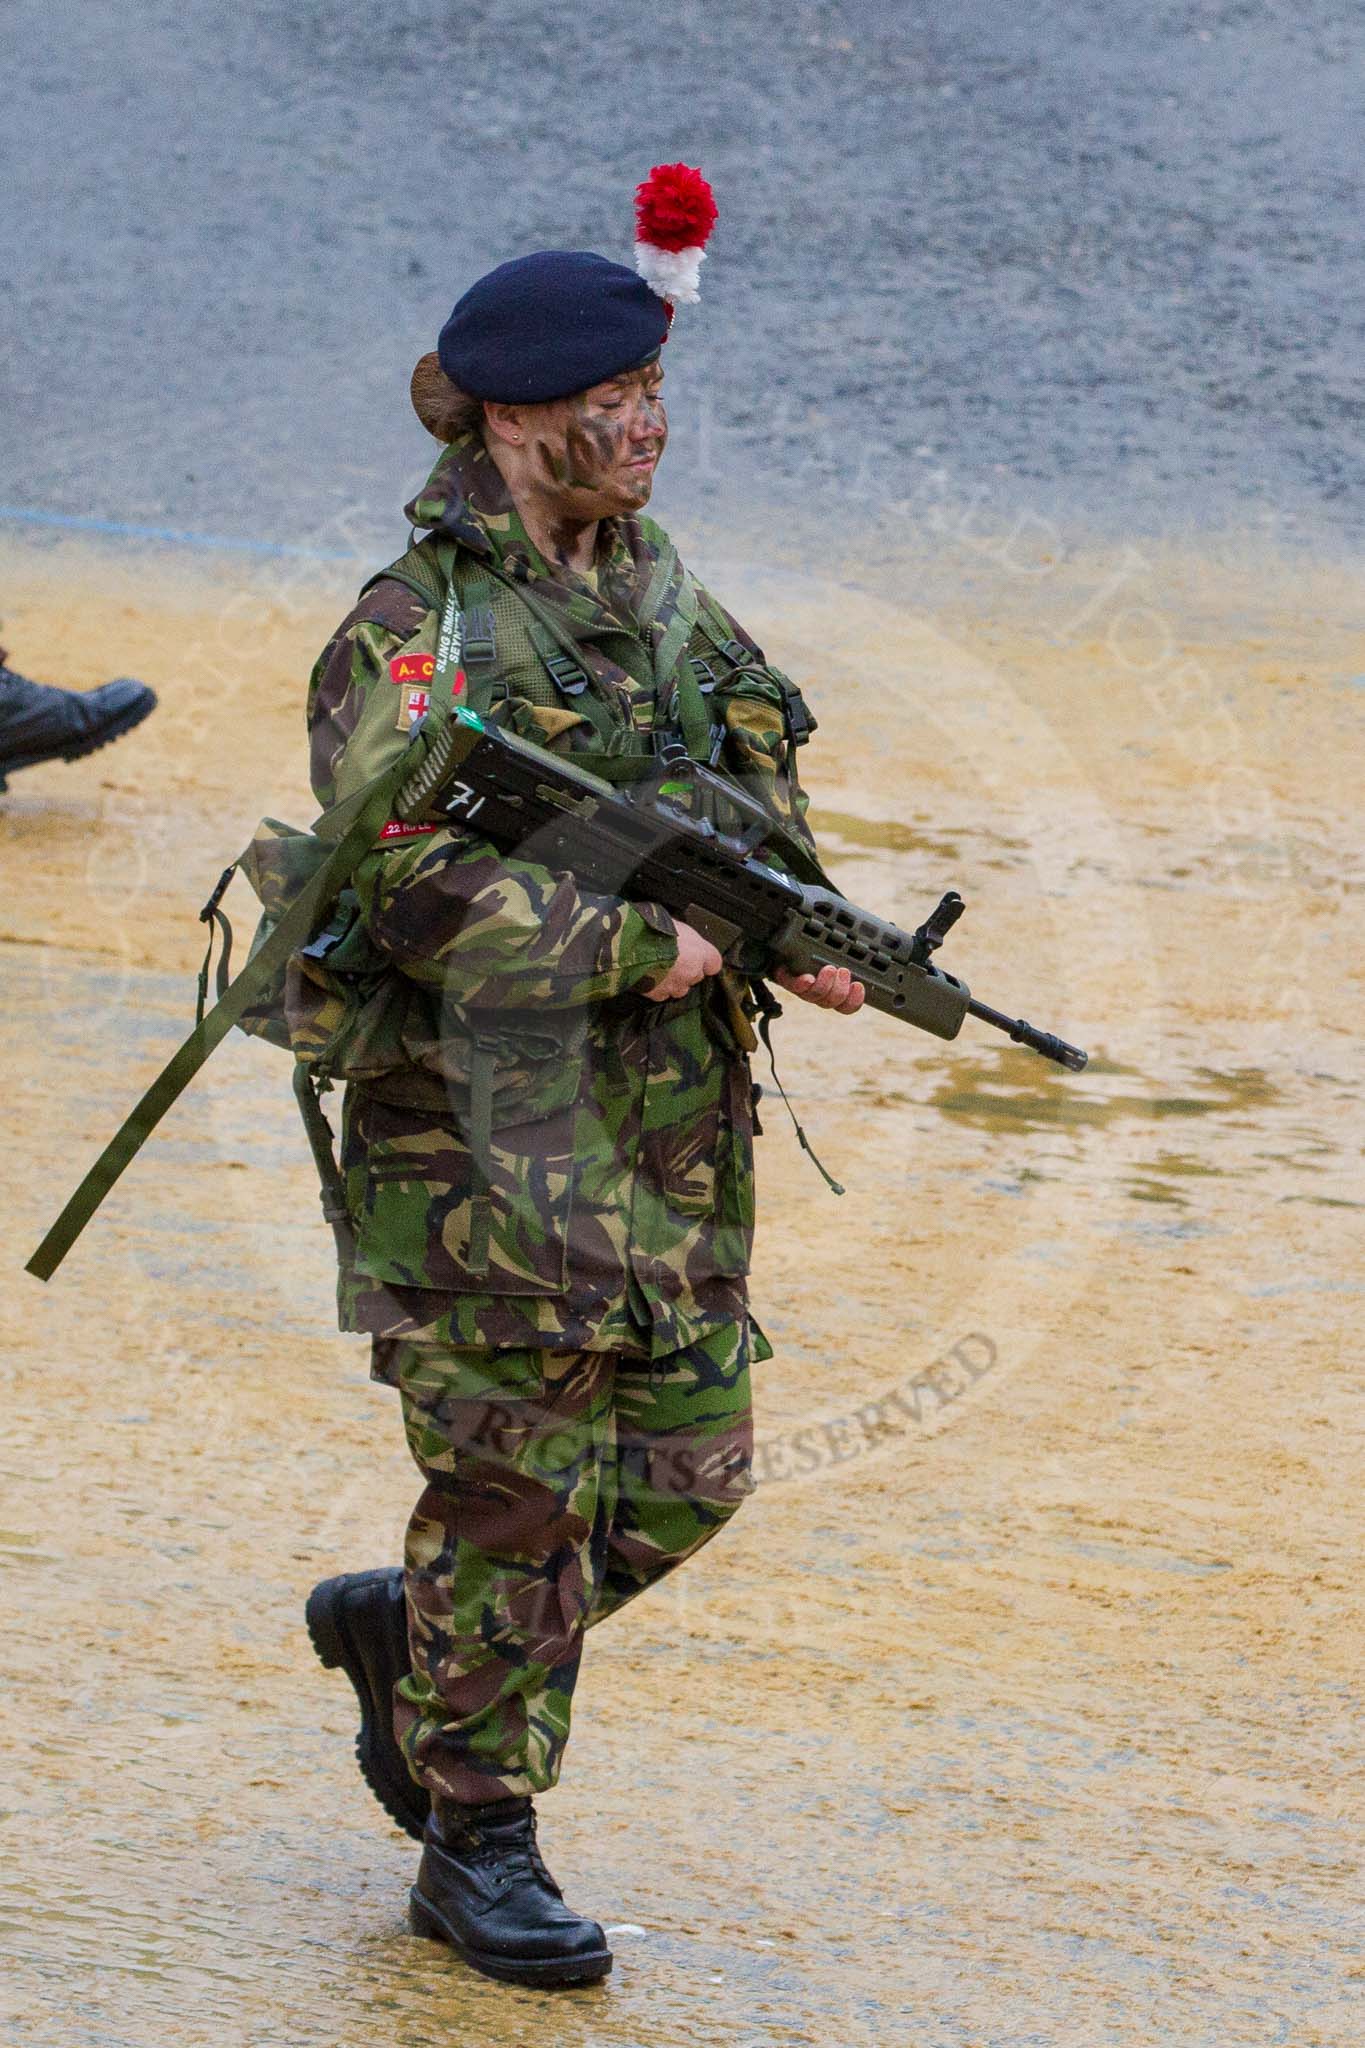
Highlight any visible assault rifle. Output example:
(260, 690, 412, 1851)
(25, 699, 1086, 1283)
(397, 707, 1088, 1071)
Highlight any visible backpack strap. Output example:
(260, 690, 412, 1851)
(629, 540, 711, 763)
(361, 538, 503, 720)
(653, 576, 712, 764)
(358, 538, 447, 613)
(427, 540, 504, 720)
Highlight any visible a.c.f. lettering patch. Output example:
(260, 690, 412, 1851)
(389, 652, 436, 685)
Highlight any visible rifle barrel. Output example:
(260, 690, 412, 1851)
(966, 998, 1088, 1071)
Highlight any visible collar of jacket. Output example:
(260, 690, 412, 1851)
(404, 432, 667, 643)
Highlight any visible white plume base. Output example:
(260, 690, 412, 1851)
(634, 241, 706, 305)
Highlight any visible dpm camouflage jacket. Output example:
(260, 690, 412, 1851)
(306, 431, 821, 1359)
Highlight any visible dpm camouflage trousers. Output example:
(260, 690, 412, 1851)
(373, 1321, 756, 1804)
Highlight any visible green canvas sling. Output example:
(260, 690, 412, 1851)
(25, 573, 470, 1281)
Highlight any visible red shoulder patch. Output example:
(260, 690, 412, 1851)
(389, 651, 437, 684)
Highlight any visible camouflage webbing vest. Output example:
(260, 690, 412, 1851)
(363, 531, 816, 791)
(236, 531, 818, 1088)
(25, 533, 817, 1281)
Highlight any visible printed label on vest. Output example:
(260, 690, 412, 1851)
(378, 819, 441, 842)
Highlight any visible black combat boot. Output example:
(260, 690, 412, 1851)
(304, 1567, 429, 1841)
(410, 1794, 613, 1988)
(0, 653, 156, 790)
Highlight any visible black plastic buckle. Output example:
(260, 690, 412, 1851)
(717, 637, 750, 668)
(545, 652, 590, 696)
(462, 605, 496, 669)
(197, 864, 237, 924)
(689, 655, 719, 692)
(300, 909, 350, 962)
(780, 678, 818, 744)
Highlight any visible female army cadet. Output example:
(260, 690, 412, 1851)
(303, 170, 863, 1989)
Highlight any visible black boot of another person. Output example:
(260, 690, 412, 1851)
(0, 655, 156, 789)
(410, 1795, 613, 1988)
(305, 1567, 430, 1841)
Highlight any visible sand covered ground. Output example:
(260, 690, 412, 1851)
(0, 531, 1359, 2047)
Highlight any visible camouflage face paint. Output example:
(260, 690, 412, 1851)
(563, 410, 627, 489)
(531, 370, 668, 505)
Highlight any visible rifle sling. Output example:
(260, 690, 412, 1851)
(25, 744, 416, 1282)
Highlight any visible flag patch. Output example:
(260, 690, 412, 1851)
(396, 684, 432, 730)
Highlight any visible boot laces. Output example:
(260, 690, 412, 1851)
(475, 1808, 560, 1895)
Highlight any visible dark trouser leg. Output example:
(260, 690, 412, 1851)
(588, 1317, 755, 1628)
(389, 1323, 754, 1805)
(391, 1341, 616, 1805)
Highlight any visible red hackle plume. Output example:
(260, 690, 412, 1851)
(633, 164, 718, 305)
(634, 163, 719, 253)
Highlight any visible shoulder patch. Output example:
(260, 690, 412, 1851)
(395, 682, 432, 730)
(389, 652, 436, 684)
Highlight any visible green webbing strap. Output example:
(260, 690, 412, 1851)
(630, 537, 708, 760)
(653, 576, 710, 763)
(435, 551, 499, 717)
(25, 746, 417, 1282)
(429, 546, 466, 724)
(422, 557, 492, 1274)
(194, 864, 238, 1028)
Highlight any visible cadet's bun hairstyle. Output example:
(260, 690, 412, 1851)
(410, 352, 485, 442)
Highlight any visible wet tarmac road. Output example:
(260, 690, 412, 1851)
(4, 0, 1361, 555)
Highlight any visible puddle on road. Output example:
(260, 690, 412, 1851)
(1123, 1149, 1236, 1207)
(809, 806, 1028, 867)
(926, 1052, 1282, 1135)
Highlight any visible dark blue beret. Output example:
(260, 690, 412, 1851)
(437, 250, 670, 404)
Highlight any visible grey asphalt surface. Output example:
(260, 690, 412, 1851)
(2, 0, 1360, 559)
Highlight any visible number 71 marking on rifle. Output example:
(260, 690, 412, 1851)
(444, 780, 486, 818)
